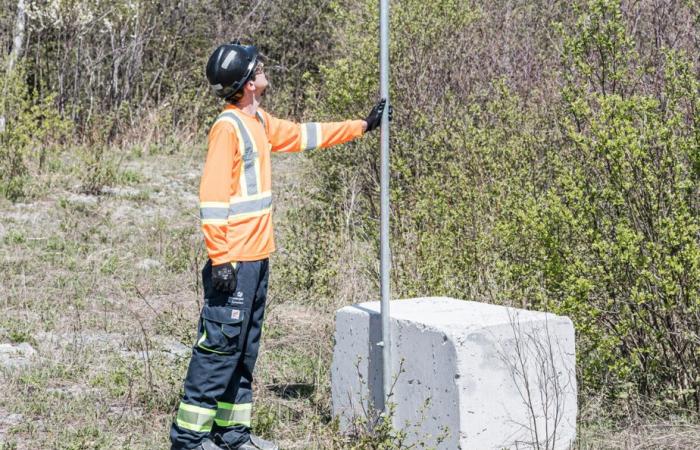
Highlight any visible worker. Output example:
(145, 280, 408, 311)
(169, 41, 391, 450)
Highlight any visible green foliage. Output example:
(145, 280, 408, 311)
(5, 327, 36, 347)
(334, 406, 410, 450)
(299, 0, 700, 415)
(332, 399, 447, 449)
(496, 0, 700, 409)
(75, 144, 120, 194)
(286, 0, 483, 299)
(561, 0, 636, 97)
(0, 61, 72, 200)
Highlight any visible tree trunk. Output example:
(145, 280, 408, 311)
(7, 0, 26, 73)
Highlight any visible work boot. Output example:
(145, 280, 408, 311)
(236, 434, 278, 450)
(192, 439, 225, 450)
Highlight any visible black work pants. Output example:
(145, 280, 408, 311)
(170, 259, 269, 450)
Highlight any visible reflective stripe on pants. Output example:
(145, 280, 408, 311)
(215, 401, 252, 427)
(176, 402, 216, 433)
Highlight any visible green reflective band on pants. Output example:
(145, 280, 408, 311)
(176, 402, 216, 433)
(215, 402, 252, 427)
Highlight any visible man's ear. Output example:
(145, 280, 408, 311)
(244, 79, 256, 93)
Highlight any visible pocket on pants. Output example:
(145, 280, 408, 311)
(196, 303, 244, 355)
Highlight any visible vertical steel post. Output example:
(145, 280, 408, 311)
(379, 0, 392, 415)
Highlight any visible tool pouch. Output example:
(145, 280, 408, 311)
(196, 303, 244, 355)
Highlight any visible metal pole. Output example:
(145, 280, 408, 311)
(379, 0, 392, 415)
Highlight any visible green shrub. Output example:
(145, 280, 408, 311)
(0, 61, 71, 200)
(500, 0, 700, 408)
(299, 0, 700, 414)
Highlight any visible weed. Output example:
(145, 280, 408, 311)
(77, 145, 121, 195)
(3, 230, 25, 245)
(119, 169, 143, 185)
(7, 329, 35, 346)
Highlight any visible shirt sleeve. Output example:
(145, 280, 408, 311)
(261, 110, 365, 153)
(199, 121, 240, 265)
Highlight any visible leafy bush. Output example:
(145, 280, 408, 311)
(500, 0, 700, 409)
(0, 61, 71, 200)
(299, 0, 700, 414)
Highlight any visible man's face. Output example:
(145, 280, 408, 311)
(252, 62, 268, 97)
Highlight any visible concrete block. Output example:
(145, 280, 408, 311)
(331, 297, 576, 449)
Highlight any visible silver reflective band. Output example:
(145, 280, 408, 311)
(246, 59, 255, 73)
(218, 112, 258, 196)
(230, 195, 272, 216)
(301, 122, 321, 151)
(256, 111, 266, 130)
(200, 207, 229, 220)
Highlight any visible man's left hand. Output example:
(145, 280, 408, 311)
(212, 262, 237, 292)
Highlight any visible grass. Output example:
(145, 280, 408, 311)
(0, 141, 351, 449)
(0, 138, 698, 449)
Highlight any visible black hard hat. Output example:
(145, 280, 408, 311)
(206, 42, 258, 99)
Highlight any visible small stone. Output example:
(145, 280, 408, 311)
(101, 186, 141, 197)
(160, 339, 191, 358)
(67, 193, 98, 206)
(136, 259, 160, 270)
(0, 342, 37, 368)
(0, 410, 23, 437)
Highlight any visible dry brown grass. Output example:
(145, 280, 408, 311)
(578, 418, 700, 449)
(0, 141, 353, 449)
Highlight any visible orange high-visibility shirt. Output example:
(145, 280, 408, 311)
(199, 104, 365, 264)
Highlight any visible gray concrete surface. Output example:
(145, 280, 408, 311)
(331, 297, 577, 449)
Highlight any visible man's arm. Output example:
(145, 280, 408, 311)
(199, 121, 239, 266)
(261, 99, 389, 153)
(262, 114, 364, 153)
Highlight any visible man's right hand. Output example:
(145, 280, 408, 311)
(363, 98, 392, 133)
(212, 262, 237, 292)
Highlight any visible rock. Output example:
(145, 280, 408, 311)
(112, 203, 138, 222)
(45, 384, 101, 398)
(0, 342, 36, 368)
(36, 331, 125, 353)
(136, 258, 160, 270)
(160, 339, 191, 358)
(120, 337, 191, 361)
(4, 201, 48, 224)
(66, 193, 98, 206)
(101, 186, 141, 197)
(331, 297, 577, 450)
(0, 409, 23, 438)
(36, 331, 189, 360)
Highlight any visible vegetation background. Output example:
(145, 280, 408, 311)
(0, 0, 698, 448)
